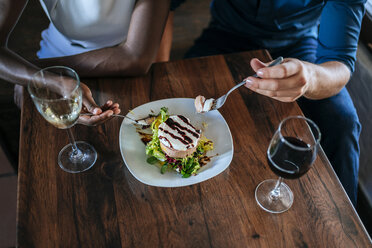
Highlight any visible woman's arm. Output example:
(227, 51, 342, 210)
(0, 0, 120, 125)
(35, 0, 171, 77)
(0, 0, 40, 86)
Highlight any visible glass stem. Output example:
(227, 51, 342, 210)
(66, 128, 79, 156)
(270, 177, 283, 200)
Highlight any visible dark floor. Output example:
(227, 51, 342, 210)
(1, 0, 371, 247)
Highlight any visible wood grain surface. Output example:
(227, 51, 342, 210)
(18, 51, 372, 247)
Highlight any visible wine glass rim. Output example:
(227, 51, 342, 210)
(28, 66, 80, 102)
(278, 115, 321, 151)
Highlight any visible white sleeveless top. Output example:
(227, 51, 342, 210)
(37, 0, 136, 58)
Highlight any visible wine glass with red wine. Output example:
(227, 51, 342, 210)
(255, 116, 321, 213)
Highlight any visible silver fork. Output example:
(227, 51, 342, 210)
(211, 56, 283, 111)
(80, 113, 154, 125)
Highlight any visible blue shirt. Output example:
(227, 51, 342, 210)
(211, 0, 366, 72)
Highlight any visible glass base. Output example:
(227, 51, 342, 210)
(58, 141, 97, 173)
(255, 179, 293, 213)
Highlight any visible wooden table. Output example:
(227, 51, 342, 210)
(18, 51, 371, 247)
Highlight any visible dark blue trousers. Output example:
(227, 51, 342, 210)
(185, 25, 361, 205)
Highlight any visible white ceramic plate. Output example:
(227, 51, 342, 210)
(119, 98, 233, 187)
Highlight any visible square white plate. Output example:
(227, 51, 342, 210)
(119, 98, 233, 187)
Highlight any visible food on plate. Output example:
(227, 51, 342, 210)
(145, 107, 214, 178)
(134, 116, 155, 126)
(158, 115, 201, 158)
(194, 95, 215, 113)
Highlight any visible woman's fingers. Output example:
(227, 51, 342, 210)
(78, 109, 114, 126)
(80, 83, 102, 115)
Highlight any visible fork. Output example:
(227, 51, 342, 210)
(80, 113, 154, 125)
(210, 56, 283, 111)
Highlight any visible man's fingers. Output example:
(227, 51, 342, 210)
(256, 59, 299, 79)
(272, 96, 300, 102)
(250, 58, 269, 72)
(245, 75, 305, 91)
(249, 87, 302, 102)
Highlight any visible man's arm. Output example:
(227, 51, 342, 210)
(35, 0, 171, 77)
(244, 0, 365, 102)
(245, 58, 350, 102)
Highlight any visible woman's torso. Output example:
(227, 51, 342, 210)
(38, 0, 136, 58)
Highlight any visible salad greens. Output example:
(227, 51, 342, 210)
(145, 107, 213, 178)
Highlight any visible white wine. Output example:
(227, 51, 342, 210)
(35, 95, 82, 129)
(29, 66, 97, 173)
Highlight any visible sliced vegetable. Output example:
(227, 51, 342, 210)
(146, 156, 158, 164)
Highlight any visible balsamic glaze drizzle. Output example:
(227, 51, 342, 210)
(158, 116, 201, 147)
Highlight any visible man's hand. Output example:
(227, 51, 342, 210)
(244, 58, 314, 102)
(77, 82, 121, 126)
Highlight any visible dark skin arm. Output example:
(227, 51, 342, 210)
(0, 0, 121, 125)
(35, 0, 171, 77)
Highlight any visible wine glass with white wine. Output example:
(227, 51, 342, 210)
(28, 66, 97, 173)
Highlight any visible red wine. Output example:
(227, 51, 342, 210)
(268, 136, 315, 179)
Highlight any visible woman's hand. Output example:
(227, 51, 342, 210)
(77, 82, 121, 126)
(244, 58, 314, 102)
